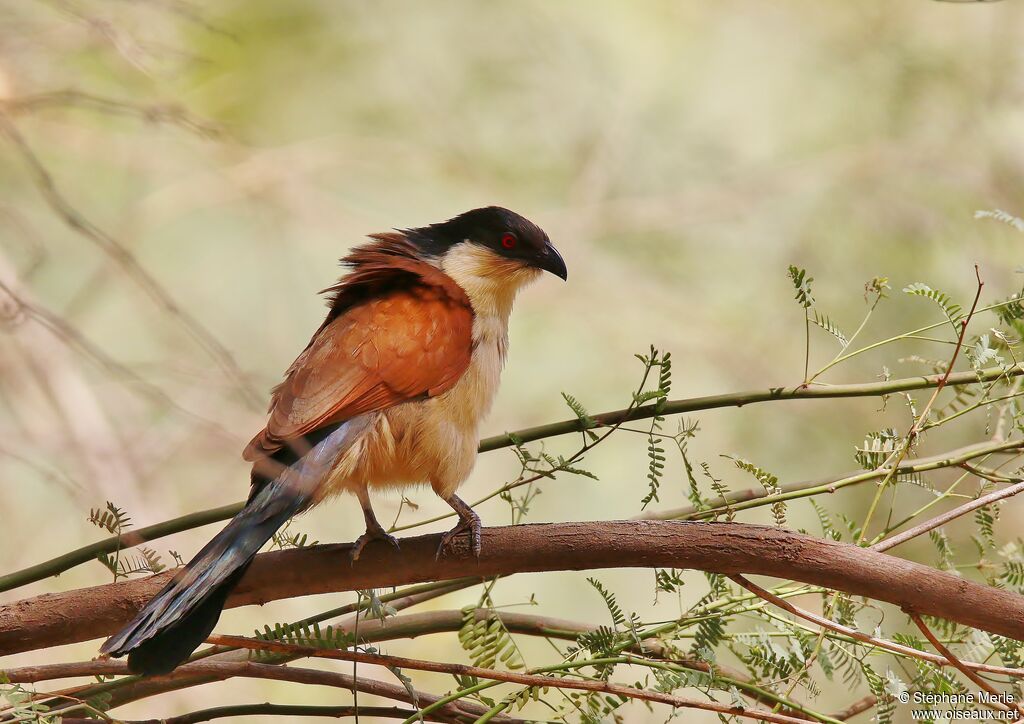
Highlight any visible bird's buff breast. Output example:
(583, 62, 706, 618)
(316, 317, 508, 502)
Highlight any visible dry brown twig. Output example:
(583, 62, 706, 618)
(872, 478, 1024, 553)
(0, 279, 240, 441)
(200, 635, 818, 724)
(830, 695, 879, 721)
(909, 611, 1023, 717)
(0, 607, 785, 715)
(3, 579, 483, 720)
(727, 575, 1023, 678)
(79, 705, 468, 724)
(1, 89, 225, 138)
(0, 111, 260, 407)
(30, 661, 522, 724)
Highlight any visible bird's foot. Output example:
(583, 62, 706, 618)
(350, 524, 401, 563)
(436, 509, 482, 559)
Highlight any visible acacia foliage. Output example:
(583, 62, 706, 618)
(8, 245, 1024, 722)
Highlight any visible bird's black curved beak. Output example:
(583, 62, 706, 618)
(537, 242, 568, 280)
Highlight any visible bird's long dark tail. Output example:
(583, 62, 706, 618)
(100, 419, 369, 675)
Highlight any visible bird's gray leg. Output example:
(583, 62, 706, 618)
(350, 487, 400, 562)
(437, 493, 482, 558)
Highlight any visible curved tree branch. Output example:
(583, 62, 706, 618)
(4, 521, 1024, 657)
(2, 364, 1020, 595)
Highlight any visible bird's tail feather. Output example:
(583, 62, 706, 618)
(100, 418, 369, 675)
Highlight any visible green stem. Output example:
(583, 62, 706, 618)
(404, 681, 495, 724)
(922, 387, 1023, 432)
(803, 312, 811, 384)
(647, 438, 1024, 523)
(480, 363, 1023, 452)
(473, 701, 510, 724)
(810, 298, 1015, 379)
(0, 502, 243, 593)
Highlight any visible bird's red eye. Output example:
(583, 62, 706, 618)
(501, 233, 517, 249)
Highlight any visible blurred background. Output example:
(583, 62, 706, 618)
(2, 1, 1024, 721)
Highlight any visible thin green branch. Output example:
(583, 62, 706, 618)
(857, 265, 984, 543)
(479, 363, 1023, 452)
(641, 438, 1024, 522)
(811, 295, 1015, 379)
(872, 478, 1024, 553)
(0, 503, 243, 594)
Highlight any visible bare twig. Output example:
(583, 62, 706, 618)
(71, 705, 453, 724)
(856, 266, 986, 543)
(727, 575, 1024, 678)
(0, 279, 240, 440)
(88, 704, 458, 724)
(830, 695, 879, 721)
(909, 611, 1022, 716)
(199, 635, 820, 724)
(0, 111, 260, 406)
(872, 479, 1024, 552)
(1, 89, 224, 138)
(908, 265, 985, 443)
(479, 362, 1024, 452)
(643, 437, 1024, 522)
(28, 661, 519, 724)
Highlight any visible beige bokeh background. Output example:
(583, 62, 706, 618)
(2, 2, 1024, 721)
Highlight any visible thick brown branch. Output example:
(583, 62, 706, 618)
(4, 521, 1024, 657)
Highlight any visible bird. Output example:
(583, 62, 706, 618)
(99, 206, 567, 675)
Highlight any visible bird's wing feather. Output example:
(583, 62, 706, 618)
(243, 245, 473, 462)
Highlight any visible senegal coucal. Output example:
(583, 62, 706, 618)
(100, 206, 566, 675)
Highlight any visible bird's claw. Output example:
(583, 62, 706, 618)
(436, 511, 482, 559)
(350, 528, 401, 563)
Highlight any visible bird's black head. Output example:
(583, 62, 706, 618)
(405, 206, 567, 280)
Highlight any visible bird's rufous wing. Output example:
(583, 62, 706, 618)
(243, 279, 473, 463)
